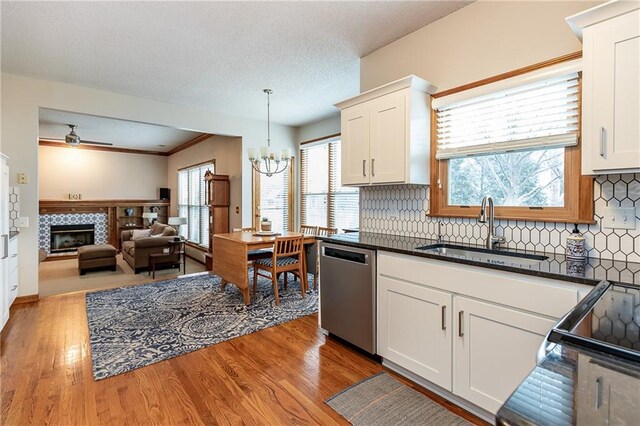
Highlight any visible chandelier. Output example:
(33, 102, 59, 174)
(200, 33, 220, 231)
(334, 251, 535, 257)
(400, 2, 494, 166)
(247, 89, 290, 177)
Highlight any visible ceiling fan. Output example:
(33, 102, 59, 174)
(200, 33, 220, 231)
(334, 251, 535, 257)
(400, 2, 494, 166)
(44, 124, 113, 147)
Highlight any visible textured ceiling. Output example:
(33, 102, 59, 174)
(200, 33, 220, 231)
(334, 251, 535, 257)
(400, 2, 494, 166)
(1, 1, 471, 127)
(39, 109, 206, 152)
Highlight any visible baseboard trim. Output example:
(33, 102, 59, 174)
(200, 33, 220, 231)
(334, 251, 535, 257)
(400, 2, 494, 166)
(382, 359, 495, 424)
(13, 295, 40, 305)
(185, 253, 205, 265)
(44, 254, 77, 261)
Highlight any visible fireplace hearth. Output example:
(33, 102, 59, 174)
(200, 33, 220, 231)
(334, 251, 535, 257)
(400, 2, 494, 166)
(50, 224, 95, 253)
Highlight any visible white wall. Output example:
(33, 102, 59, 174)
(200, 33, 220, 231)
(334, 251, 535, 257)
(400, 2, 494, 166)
(166, 135, 243, 231)
(39, 146, 167, 199)
(1, 73, 296, 296)
(360, 1, 598, 92)
(297, 114, 340, 144)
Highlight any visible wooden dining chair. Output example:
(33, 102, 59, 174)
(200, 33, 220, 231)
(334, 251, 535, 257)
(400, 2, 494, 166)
(253, 235, 305, 305)
(233, 227, 272, 265)
(317, 227, 338, 237)
(300, 225, 318, 235)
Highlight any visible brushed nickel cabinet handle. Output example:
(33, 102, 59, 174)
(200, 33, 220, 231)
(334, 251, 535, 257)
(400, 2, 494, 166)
(10, 285, 17, 291)
(600, 126, 606, 157)
(441, 305, 446, 330)
(595, 376, 603, 409)
(458, 310, 464, 337)
(371, 158, 375, 177)
(362, 159, 367, 177)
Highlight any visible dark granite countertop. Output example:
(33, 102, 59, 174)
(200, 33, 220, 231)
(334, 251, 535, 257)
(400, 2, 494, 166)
(9, 231, 19, 240)
(319, 232, 640, 286)
(496, 342, 640, 425)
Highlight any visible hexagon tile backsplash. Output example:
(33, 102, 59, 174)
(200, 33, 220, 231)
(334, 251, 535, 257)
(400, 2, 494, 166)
(359, 174, 640, 263)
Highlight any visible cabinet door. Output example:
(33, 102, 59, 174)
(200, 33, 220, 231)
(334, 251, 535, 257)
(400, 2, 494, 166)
(341, 104, 370, 185)
(576, 353, 640, 425)
(587, 10, 640, 172)
(453, 296, 555, 414)
(369, 91, 407, 184)
(378, 275, 453, 391)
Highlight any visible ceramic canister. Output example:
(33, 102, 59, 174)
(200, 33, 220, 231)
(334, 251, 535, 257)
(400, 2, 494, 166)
(566, 224, 586, 260)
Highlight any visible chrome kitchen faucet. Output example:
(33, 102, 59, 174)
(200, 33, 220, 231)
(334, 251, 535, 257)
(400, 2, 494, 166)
(478, 195, 506, 249)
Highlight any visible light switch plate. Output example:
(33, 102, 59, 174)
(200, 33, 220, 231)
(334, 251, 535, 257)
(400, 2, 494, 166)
(17, 173, 28, 184)
(602, 207, 636, 230)
(18, 216, 29, 228)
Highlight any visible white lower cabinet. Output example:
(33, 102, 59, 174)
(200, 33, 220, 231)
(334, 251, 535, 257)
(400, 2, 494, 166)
(8, 236, 18, 306)
(453, 296, 555, 414)
(378, 275, 453, 390)
(377, 251, 590, 416)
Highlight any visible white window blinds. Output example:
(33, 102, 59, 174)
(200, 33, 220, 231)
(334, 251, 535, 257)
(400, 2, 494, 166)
(257, 169, 291, 233)
(434, 61, 581, 160)
(301, 138, 359, 230)
(178, 162, 213, 247)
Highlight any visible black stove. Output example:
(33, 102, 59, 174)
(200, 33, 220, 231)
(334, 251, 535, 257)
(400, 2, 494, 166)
(549, 280, 640, 362)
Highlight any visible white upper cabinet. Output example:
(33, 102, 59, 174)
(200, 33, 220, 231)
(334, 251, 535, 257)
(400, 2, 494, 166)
(335, 76, 437, 186)
(567, 2, 640, 174)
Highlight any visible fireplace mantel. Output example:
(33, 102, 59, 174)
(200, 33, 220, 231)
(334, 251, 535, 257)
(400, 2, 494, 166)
(39, 199, 168, 214)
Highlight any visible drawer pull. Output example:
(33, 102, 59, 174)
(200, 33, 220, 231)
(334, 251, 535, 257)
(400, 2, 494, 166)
(458, 310, 464, 337)
(10, 285, 17, 291)
(599, 126, 606, 157)
(11, 254, 17, 258)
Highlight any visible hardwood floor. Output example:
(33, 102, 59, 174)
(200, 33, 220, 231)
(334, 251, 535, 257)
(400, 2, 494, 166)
(1, 291, 488, 425)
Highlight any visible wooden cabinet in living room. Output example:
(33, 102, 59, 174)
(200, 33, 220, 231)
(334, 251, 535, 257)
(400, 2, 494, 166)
(567, 2, 640, 174)
(205, 174, 230, 250)
(335, 75, 437, 186)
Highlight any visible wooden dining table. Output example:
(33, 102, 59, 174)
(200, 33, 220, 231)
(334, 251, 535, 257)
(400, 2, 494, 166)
(210, 231, 316, 305)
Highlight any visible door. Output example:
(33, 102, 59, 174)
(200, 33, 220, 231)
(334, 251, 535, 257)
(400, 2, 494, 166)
(369, 91, 407, 184)
(589, 10, 640, 171)
(378, 275, 453, 391)
(341, 104, 370, 185)
(453, 296, 555, 414)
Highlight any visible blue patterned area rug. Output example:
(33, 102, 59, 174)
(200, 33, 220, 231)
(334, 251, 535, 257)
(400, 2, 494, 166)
(85, 272, 317, 380)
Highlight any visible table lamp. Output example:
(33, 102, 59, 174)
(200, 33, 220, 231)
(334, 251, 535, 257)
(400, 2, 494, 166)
(142, 212, 158, 228)
(168, 217, 187, 237)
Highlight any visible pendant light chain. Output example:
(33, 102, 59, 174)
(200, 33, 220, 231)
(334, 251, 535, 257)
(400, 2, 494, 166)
(246, 88, 290, 177)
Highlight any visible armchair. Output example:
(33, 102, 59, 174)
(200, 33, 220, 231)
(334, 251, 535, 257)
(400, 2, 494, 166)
(121, 223, 178, 273)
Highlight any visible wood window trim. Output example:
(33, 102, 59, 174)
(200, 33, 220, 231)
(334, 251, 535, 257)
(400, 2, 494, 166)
(429, 52, 595, 224)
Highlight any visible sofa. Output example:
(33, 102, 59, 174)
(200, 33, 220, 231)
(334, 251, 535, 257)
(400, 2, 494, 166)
(121, 223, 178, 273)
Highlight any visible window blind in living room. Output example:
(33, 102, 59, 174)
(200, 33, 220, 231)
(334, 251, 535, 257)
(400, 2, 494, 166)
(178, 161, 214, 247)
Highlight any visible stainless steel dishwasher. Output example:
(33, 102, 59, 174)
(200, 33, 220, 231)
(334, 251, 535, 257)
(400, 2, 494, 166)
(319, 241, 376, 354)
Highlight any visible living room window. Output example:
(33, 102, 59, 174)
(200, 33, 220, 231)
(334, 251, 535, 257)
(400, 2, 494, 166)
(300, 136, 359, 230)
(430, 55, 594, 223)
(178, 160, 214, 247)
(253, 159, 294, 232)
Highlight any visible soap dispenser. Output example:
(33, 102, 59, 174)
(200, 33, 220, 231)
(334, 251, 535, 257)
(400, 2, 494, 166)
(566, 224, 586, 260)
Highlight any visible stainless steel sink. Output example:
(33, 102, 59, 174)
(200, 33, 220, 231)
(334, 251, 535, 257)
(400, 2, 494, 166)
(415, 243, 548, 266)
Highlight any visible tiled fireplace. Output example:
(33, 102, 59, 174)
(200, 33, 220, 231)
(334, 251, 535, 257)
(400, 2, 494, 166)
(39, 213, 108, 255)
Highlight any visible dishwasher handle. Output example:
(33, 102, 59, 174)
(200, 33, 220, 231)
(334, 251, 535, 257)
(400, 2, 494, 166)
(322, 246, 369, 265)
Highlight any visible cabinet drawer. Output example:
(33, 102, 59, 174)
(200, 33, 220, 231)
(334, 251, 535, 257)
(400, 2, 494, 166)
(378, 251, 589, 318)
